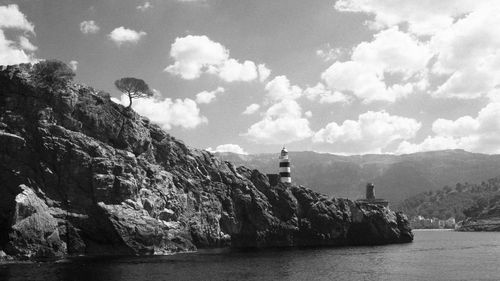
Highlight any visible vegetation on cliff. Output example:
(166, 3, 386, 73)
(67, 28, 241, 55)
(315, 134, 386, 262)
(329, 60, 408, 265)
(0, 62, 412, 261)
(396, 177, 500, 221)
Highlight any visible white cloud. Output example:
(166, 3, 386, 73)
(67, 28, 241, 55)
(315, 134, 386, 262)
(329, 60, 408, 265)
(0, 5, 36, 65)
(333, 0, 500, 102)
(428, 6, 500, 100)
(257, 64, 271, 82)
(80, 20, 100, 34)
(321, 27, 429, 103)
(322, 61, 414, 103)
(316, 44, 344, 62)
(165, 35, 265, 82)
(313, 111, 421, 154)
(352, 27, 430, 76)
(69, 60, 78, 72)
(396, 136, 460, 154)
(397, 102, 500, 154)
(243, 99, 313, 144)
(108, 27, 146, 46)
(0, 4, 34, 32)
(206, 144, 248, 155)
(0, 31, 32, 65)
(218, 59, 257, 82)
(165, 35, 228, 79)
(265, 75, 302, 102)
(334, 0, 487, 36)
(242, 103, 260, 115)
(304, 111, 312, 118)
(195, 87, 225, 104)
(244, 117, 313, 144)
(137, 2, 153, 11)
(304, 83, 351, 104)
(112, 94, 207, 130)
(18, 36, 37, 51)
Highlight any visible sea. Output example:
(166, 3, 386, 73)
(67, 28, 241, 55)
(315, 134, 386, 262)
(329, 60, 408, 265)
(1, 230, 499, 281)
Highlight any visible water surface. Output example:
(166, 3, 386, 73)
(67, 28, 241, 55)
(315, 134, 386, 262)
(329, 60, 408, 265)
(1, 230, 499, 281)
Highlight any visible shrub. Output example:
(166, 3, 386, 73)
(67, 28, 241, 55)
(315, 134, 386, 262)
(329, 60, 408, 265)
(32, 60, 75, 90)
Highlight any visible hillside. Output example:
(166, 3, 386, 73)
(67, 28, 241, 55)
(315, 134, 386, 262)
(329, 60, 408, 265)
(0, 62, 412, 261)
(396, 177, 500, 221)
(458, 194, 500, 231)
(219, 150, 500, 203)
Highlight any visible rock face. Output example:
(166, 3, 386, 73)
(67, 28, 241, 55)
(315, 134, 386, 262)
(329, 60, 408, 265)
(0, 63, 413, 260)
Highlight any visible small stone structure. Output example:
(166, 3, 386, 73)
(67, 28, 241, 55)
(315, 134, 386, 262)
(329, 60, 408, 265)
(357, 183, 389, 207)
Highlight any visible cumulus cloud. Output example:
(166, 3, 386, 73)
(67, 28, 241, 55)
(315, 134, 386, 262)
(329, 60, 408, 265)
(242, 103, 260, 115)
(218, 59, 258, 82)
(206, 144, 248, 155)
(243, 99, 313, 144)
(397, 102, 500, 154)
(195, 87, 225, 104)
(18, 36, 37, 51)
(304, 83, 351, 104)
(257, 64, 271, 82)
(334, 0, 486, 36)
(80, 20, 100, 34)
(0, 5, 36, 65)
(165, 35, 265, 82)
(136, 2, 152, 11)
(108, 27, 146, 46)
(0, 4, 34, 32)
(112, 94, 207, 130)
(316, 44, 344, 62)
(264, 75, 302, 102)
(321, 27, 430, 103)
(313, 111, 421, 154)
(429, 6, 500, 100)
(333, 0, 500, 102)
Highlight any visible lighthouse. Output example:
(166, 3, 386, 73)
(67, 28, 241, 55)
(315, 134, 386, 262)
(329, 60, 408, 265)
(279, 147, 291, 183)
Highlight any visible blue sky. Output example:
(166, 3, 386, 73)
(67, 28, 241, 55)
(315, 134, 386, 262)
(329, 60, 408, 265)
(2, 0, 500, 155)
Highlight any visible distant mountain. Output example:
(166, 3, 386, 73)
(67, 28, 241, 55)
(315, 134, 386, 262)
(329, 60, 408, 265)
(218, 150, 500, 203)
(396, 177, 500, 221)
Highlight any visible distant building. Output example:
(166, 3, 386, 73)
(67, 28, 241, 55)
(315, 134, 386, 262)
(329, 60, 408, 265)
(410, 216, 456, 229)
(356, 183, 389, 207)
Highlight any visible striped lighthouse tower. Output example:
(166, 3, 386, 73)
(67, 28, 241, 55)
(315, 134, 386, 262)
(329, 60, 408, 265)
(279, 147, 291, 183)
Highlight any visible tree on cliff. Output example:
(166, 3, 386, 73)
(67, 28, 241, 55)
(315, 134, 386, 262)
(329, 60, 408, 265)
(32, 60, 75, 90)
(114, 77, 153, 109)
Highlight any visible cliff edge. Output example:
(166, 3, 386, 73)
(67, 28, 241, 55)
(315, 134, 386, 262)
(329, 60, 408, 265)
(0, 63, 413, 261)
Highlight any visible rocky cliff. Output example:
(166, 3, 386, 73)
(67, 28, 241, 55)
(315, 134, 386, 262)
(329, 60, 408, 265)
(0, 63, 413, 261)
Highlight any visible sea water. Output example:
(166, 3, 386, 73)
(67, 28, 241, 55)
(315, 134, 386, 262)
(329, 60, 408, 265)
(1, 230, 499, 281)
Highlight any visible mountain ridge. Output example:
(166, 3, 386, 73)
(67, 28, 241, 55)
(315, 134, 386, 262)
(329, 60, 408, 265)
(217, 150, 500, 203)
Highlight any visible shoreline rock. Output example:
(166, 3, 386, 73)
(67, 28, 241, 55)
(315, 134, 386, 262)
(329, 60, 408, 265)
(0, 63, 413, 261)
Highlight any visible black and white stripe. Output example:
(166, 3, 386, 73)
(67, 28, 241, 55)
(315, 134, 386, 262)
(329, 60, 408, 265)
(279, 147, 291, 183)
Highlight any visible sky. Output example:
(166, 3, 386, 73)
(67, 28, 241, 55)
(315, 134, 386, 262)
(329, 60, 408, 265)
(2, 0, 500, 155)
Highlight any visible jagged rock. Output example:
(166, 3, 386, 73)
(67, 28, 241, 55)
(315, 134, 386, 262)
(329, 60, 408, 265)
(0, 63, 413, 261)
(5, 185, 66, 260)
(159, 209, 176, 222)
